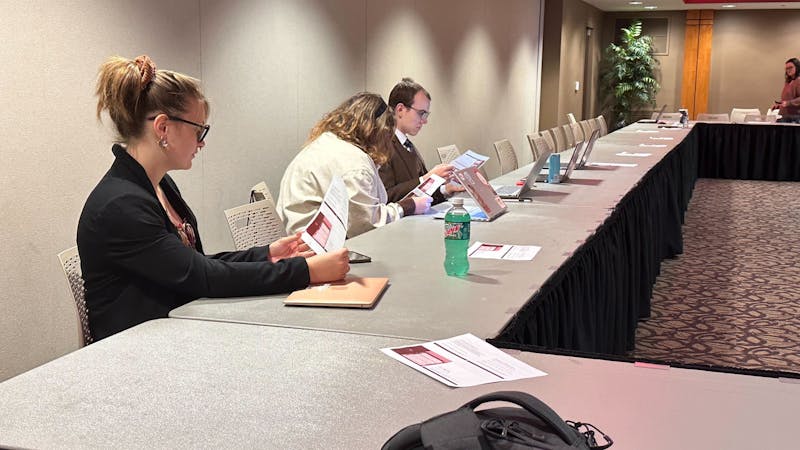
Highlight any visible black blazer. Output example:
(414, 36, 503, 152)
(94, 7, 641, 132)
(379, 135, 446, 205)
(77, 145, 310, 341)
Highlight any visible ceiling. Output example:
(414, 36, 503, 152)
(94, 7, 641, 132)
(583, 0, 800, 12)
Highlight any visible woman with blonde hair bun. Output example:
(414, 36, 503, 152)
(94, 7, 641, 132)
(277, 92, 432, 238)
(79, 55, 349, 341)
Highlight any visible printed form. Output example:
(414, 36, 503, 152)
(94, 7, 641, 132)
(301, 176, 348, 255)
(382, 333, 546, 387)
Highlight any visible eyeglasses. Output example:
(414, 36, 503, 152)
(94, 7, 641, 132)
(147, 115, 210, 143)
(405, 105, 430, 120)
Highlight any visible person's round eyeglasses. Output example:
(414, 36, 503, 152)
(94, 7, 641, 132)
(147, 115, 210, 143)
(405, 105, 430, 120)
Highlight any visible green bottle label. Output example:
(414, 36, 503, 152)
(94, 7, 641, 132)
(444, 222, 470, 240)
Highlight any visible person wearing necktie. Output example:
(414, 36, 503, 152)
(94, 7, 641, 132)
(379, 78, 464, 204)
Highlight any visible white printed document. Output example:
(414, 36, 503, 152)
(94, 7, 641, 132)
(635, 129, 658, 133)
(382, 333, 547, 387)
(616, 151, 652, 157)
(467, 241, 541, 261)
(301, 176, 348, 255)
(588, 162, 638, 168)
(638, 143, 666, 148)
(450, 150, 490, 171)
(403, 174, 446, 199)
(649, 136, 674, 141)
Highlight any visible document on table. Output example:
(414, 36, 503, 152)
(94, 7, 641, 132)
(616, 151, 652, 157)
(588, 162, 638, 168)
(467, 241, 541, 261)
(638, 143, 667, 148)
(635, 129, 658, 133)
(301, 176, 348, 255)
(450, 150, 490, 170)
(382, 333, 547, 387)
(403, 174, 446, 199)
(649, 136, 674, 141)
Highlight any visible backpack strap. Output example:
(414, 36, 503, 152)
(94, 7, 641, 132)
(462, 391, 580, 446)
(420, 407, 489, 450)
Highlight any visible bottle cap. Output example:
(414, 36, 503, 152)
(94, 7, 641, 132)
(451, 197, 464, 206)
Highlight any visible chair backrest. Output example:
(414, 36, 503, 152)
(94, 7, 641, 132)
(730, 108, 761, 123)
(492, 139, 519, 175)
(569, 122, 584, 142)
(566, 112, 578, 124)
(658, 112, 683, 121)
(528, 135, 551, 161)
(743, 114, 778, 123)
(250, 181, 276, 206)
(561, 124, 575, 148)
(538, 130, 556, 154)
(224, 200, 287, 251)
(579, 120, 594, 141)
(695, 113, 730, 122)
(437, 144, 461, 164)
(548, 127, 567, 152)
(594, 115, 608, 136)
(57, 246, 92, 346)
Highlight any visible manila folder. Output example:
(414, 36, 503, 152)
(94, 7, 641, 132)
(284, 276, 389, 308)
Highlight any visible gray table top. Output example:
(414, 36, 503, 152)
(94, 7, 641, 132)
(1, 319, 797, 450)
(171, 125, 691, 341)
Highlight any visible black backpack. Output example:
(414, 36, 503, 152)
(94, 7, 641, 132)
(382, 391, 612, 450)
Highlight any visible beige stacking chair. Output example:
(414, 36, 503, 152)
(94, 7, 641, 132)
(730, 108, 761, 123)
(695, 113, 730, 122)
(58, 246, 92, 346)
(492, 139, 519, 175)
(250, 181, 277, 206)
(594, 115, 608, 136)
(561, 124, 575, 148)
(743, 114, 778, 123)
(549, 127, 567, 152)
(437, 144, 461, 164)
(224, 200, 287, 251)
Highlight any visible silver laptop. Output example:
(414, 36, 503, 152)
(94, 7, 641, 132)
(436, 167, 507, 222)
(495, 148, 553, 200)
(575, 128, 600, 169)
(536, 140, 583, 183)
(639, 104, 667, 124)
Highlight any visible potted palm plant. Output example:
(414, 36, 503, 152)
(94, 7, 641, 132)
(600, 20, 660, 130)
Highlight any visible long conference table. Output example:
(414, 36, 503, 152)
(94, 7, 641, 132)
(2, 122, 799, 448)
(171, 123, 697, 355)
(1, 319, 798, 449)
(171, 122, 800, 356)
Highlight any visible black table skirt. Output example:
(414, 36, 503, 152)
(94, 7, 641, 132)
(695, 122, 800, 181)
(493, 123, 799, 355)
(494, 131, 698, 354)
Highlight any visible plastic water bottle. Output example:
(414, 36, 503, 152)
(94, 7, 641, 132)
(547, 153, 560, 184)
(444, 198, 470, 276)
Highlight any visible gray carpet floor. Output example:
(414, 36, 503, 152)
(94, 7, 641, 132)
(631, 178, 800, 374)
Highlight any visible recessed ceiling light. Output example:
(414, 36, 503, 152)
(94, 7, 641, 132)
(629, 1, 643, 4)
(644, 5, 658, 8)
(721, 4, 736, 7)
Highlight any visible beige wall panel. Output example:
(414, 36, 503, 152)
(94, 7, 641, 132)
(0, 0, 201, 381)
(366, 0, 542, 173)
(708, 10, 800, 115)
(198, 0, 366, 250)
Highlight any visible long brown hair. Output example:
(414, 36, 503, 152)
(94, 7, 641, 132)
(95, 55, 209, 143)
(306, 92, 394, 166)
